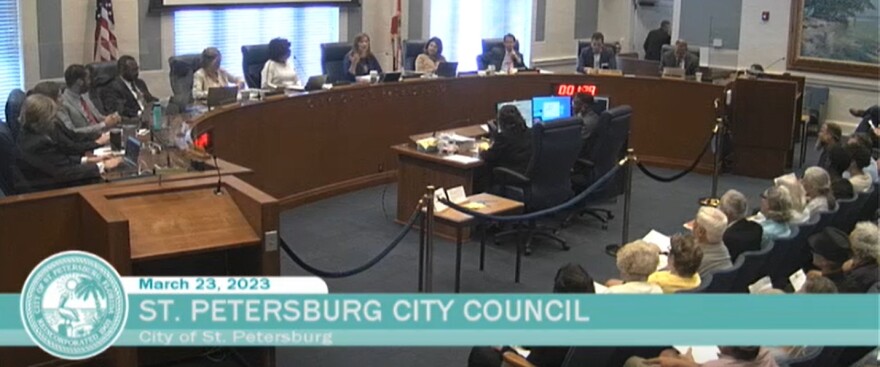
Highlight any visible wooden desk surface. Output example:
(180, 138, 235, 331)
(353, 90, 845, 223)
(433, 193, 523, 224)
(391, 143, 485, 169)
(108, 187, 261, 261)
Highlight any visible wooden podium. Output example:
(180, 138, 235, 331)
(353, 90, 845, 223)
(0, 176, 279, 367)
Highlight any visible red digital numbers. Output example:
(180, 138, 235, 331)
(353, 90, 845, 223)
(555, 84, 598, 97)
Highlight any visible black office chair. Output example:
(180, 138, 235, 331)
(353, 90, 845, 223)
(731, 241, 774, 293)
(576, 40, 590, 59)
(4, 89, 25, 141)
(241, 44, 270, 88)
(403, 39, 426, 71)
(320, 42, 352, 84)
(87, 61, 118, 114)
(0, 120, 17, 195)
(568, 106, 632, 230)
(491, 118, 583, 281)
(167, 54, 201, 113)
(660, 44, 701, 60)
(477, 37, 519, 70)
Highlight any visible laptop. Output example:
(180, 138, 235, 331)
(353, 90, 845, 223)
(207, 86, 239, 108)
(380, 72, 402, 83)
(304, 75, 327, 91)
(436, 62, 459, 78)
(114, 137, 142, 176)
(662, 67, 685, 79)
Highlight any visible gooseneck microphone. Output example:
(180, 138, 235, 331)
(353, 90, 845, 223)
(213, 155, 223, 196)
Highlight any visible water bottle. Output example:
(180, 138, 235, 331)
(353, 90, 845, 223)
(151, 102, 162, 131)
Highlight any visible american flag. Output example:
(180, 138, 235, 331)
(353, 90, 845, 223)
(93, 0, 119, 62)
(390, 0, 402, 71)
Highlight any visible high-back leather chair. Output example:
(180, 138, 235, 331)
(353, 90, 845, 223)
(477, 38, 519, 70)
(660, 44, 700, 60)
(87, 61, 118, 114)
(403, 39, 426, 71)
(567, 106, 632, 229)
(4, 89, 25, 141)
(320, 42, 352, 84)
(167, 54, 202, 113)
(241, 44, 270, 88)
(0, 120, 17, 195)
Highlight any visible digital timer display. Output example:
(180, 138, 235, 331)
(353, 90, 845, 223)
(554, 84, 598, 97)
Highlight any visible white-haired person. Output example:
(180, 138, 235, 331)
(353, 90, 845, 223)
(801, 166, 836, 215)
(719, 190, 763, 261)
(758, 186, 794, 242)
(774, 175, 810, 224)
(605, 240, 664, 294)
(693, 206, 732, 278)
(840, 222, 879, 293)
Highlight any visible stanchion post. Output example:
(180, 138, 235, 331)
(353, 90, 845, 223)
(417, 195, 427, 292)
(711, 121, 723, 200)
(424, 185, 435, 293)
(621, 149, 634, 245)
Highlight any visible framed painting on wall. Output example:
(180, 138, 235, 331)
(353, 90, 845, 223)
(787, 0, 879, 79)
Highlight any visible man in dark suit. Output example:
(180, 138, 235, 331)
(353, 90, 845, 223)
(577, 32, 617, 72)
(718, 190, 763, 261)
(100, 55, 157, 121)
(481, 34, 526, 71)
(643, 20, 671, 61)
(660, 40, 699, 76)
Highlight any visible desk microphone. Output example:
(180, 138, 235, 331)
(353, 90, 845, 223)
(431, 118, 474, 137)
(293, 55, 305, 80)
(212, 155, 222, 196)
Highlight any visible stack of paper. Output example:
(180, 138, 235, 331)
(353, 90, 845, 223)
(443, 154, 481, 165)
(643, 230, 672, 253)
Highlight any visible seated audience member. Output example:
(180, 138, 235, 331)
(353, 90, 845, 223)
(692, 206, 732, 278)
(844, 142, 874, 193)
(625, 346, 779, 367)
(100, 55, 157, 121)
(719, 190, 763, 260)
(845, 133, 879, 183)
(840, 222, 879, 293)
(467, 263, 594, 367)
(577, 32, 617, 72)
(28, 82, 107, 155)
(482, 105, 533, 184)
(193, 47, 246, 100)
(774, 174, 810, 224)
(482, 34, 526, 72)
(800, 273, 838, 294)
(261, 38, 299, 89)
(758, 186, 794, 242)
(660, 40, 699, 76)
(16, 95, 121, 191)
(414, 37, 446, 74)
(58, 64, 121, 135)
(816, 123, 843, 170)
(801, 167, 836, 214)
(605, 240, 663, 294)
(342, 33, 383, 82)
(826, 145, 855, 200)
(648, 234, 703, 293)
(807, 227, 851, 290)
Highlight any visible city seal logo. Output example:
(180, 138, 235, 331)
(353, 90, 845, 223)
(20, 251, 128, 360)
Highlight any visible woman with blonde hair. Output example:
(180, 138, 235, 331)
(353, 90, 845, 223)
(801, 166, 836, 214)
(343, 33, 382, 81)
(192, 47, 245, 100)
(17, 95, 120, 191)
(759, 186, 794, 241)
(774, 174, 810, 223)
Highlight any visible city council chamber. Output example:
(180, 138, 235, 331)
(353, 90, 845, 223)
(0, 0, 877, 366)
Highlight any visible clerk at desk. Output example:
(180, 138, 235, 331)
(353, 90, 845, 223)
(660, 40, 699, 76)
(482, 105, 533, 187)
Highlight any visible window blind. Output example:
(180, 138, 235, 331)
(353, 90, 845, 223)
(0, 0, 21, 112)
(173, 6, 339, 80)
(430, 0, 533, 71)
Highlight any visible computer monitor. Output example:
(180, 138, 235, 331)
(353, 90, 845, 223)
(532, 96, 572, 123)
(593, 96, 610, 114)
(496, 100, 533, 127)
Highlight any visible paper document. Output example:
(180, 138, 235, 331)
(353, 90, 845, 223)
(749, 276, 774, 294)
(643, 230, 672, 253)
(657, 255, 669, 271)
(774, 172, 797, 185)
(593, 282, 608, 294)
(443, 154, 481, 165)
(433, 188, 449, 213)
(790, 269, 807, 292)
(674, 346, 720, 364)
(446, 186, 467, 204)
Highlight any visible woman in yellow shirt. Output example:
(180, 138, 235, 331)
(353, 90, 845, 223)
(415, 37, 447, 74)
(648, 234, 703, 293)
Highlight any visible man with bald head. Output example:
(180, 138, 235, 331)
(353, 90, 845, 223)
(661, 40, 699, 76)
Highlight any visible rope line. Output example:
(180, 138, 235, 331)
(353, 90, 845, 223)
(635, 128, 717, 183)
